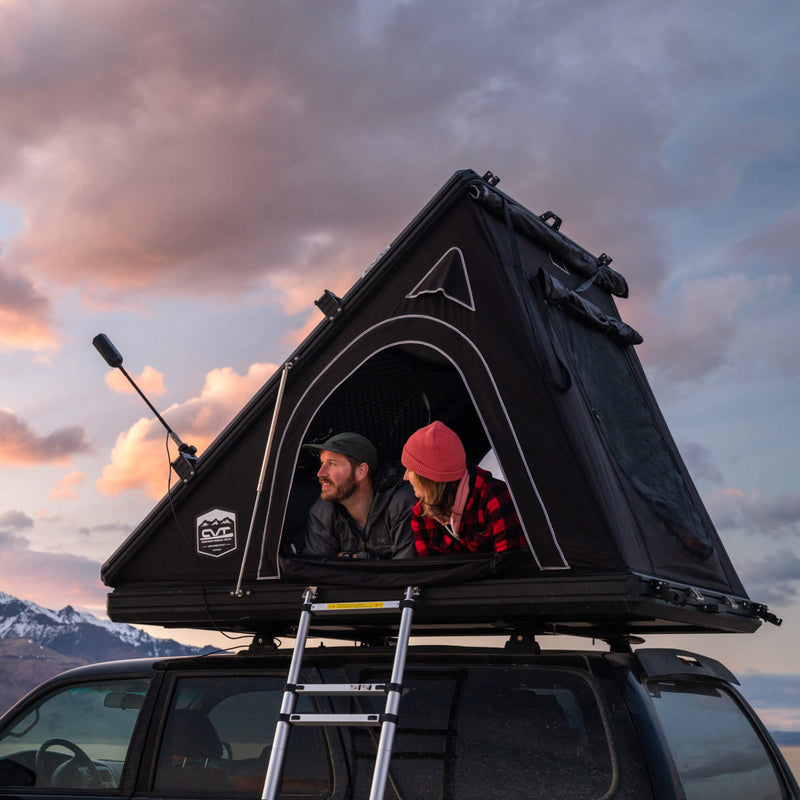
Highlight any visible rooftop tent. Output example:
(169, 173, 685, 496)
(101, 169, 775, 641)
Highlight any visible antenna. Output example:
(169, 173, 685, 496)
(92, 333, 198, 482)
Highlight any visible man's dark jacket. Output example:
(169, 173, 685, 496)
(304, 480, 415, 559)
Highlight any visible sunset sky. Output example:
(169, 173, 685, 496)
(0, 1, 798, 729)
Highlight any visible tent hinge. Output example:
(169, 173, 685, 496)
(648, 580, 721, 613)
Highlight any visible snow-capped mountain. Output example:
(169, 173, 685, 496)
(0, 590, 214, 662)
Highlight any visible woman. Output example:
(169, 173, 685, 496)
(400, 421, 526, 556)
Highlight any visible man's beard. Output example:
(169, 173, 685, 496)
(319, 471, 357, 503)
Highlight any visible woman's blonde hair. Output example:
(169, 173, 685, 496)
(415, 473, 460, 519)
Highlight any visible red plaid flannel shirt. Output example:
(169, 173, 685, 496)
(412, 466, 526, 556)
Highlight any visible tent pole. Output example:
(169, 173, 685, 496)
(232, 362, 292, 597)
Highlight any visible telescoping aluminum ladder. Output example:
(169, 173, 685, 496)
(261, 585, 419, 800)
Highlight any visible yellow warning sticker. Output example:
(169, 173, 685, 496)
(325, 601, 385, 610)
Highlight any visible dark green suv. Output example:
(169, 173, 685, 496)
(0, 643, 795, 799)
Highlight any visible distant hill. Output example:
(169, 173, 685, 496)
(0, 638, 87, 714)
(0, 590, 217, 714)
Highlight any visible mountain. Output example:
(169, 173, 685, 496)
(0, 590, 218, 714)
(0, 590, 217, 661)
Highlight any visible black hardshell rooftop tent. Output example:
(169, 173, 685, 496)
(101, 170, 776, 643)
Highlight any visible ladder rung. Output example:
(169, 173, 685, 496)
(289, 712, 382, 727)
(310, 599, 401, 614)
(295, 683, 387, 696)
(261, 587, 417, 800)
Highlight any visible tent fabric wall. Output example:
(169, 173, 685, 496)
(100, 169, 756, 636)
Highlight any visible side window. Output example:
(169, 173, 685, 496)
(340, 665, 614, 800)
(153, 675, 331, 797)
(648, 680, 786, 800)
(0, 677, 150, 790)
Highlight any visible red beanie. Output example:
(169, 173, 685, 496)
(401, 421, 466, 482)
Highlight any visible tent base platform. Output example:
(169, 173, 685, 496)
(105, 570, 772, 643)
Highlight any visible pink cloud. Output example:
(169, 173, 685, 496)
(105, 365, 165, 396)
(285, 310, 324, 348)
(49, 470, 86, 501)
(0, 530, 106, 615)
(0, 1, 690, 319)
(0, 0, 793, 398)
(706, 487, 800, 536)
(0, 408, 91, 465)
(0, 267, 57, 351)
(97, 361, 277, 498)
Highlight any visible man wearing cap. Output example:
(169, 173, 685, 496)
(303, 432, 416, 559)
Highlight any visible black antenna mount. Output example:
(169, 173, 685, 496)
(92, 333, 198, 482)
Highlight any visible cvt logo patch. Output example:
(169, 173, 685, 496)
(196, 509, 237, 558)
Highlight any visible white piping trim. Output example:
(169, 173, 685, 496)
(261, 314, 570, 579)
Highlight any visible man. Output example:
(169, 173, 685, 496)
(303, 432, 415, 559)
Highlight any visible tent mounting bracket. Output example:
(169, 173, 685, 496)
(315, 290, 343, 321)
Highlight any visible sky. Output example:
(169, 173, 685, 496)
(0, 0, 798, 729)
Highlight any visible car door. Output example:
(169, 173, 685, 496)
(0, 671, 157, 800)
(133, 667, 345, 800)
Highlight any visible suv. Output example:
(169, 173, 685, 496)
(0, 641, 796, 800)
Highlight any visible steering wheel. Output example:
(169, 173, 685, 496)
(35, 738, 101, 788)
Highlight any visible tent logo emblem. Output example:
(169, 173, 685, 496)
(196, 509, 237, 558)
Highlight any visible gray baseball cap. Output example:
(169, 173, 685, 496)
(303, 432, 378, 472)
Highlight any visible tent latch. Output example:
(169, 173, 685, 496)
(315, 289, 343, 321)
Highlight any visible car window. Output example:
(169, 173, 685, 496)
(0, 677, 150, 790)
(153, 674, 331, 797)
(648, 680, 785, 800)
(338, 665, 614, 800)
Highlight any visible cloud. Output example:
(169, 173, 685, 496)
(735, 548, 800, 606)
(678, 440, 723, 486)
(0, 266, 57, 351)
(0, 408, 92, 465)
(639, 270, 800, 382)
(0, 509, 33, 532)
(75, 521, 132, 537)
(641, 274, 753, 380)
(733, 206, 800, 267)
(49, 470, 85, 501)
(754, 708, 800, 732)
(97, 361, 277, 498)
(0, 0, 792, 422)
(708, 487, 800, 537)
(284, 310, 324, 349)
(105, 365, 165, 396)
(739, 673, 800, 710)
(738, 673, 800, 731)
(0, 529, 105, 614)
(0, 0, 772, 319)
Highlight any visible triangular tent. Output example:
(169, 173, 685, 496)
(101, 170, 775, 641)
